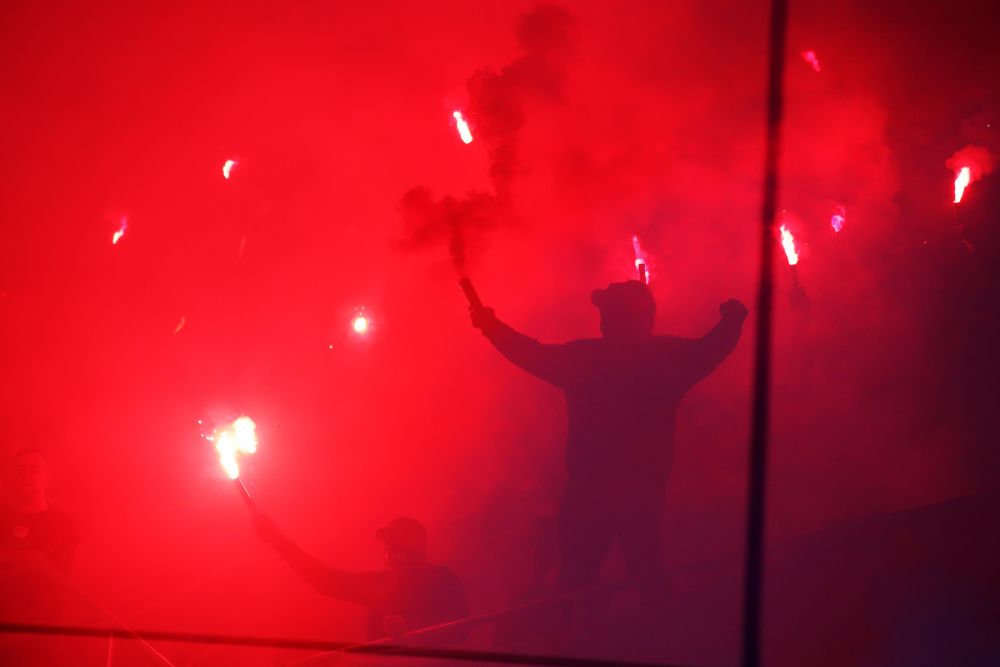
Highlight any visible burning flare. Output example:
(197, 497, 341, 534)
(953, 166, 971, 204)
(211, 416, 258, 480)
(222, 159, 238, 180)
(453, 111, 473, 144)
(631, 235, 649, 283)
(352, 315, 369, 334)
(779, 224, 799, 265)
(112, 217, 128, 245)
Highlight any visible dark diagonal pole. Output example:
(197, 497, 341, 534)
(742, 1, 789, 666)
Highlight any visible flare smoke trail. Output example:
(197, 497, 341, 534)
(399, 4, 575, 274)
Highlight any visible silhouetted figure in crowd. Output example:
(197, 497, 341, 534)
(1, 449, 80, 661)
(471, 281, 747, 600)
(253, 513, 469, 643)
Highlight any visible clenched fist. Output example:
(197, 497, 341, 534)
(719, 299, 749, 322)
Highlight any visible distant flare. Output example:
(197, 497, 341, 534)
(352, 314, 370, 335)
(801, 50, 821, 72)
(112, 217, 128, 245)
(779, 224, 799, 266)
(831, 205, 846, 233)
(631, 235, 650, 283)
(453, 111, 474, 144)
(223, 159, 238, 180)
(173, 316, 186, 334)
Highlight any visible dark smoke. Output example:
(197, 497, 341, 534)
(399, 4, 575, 274)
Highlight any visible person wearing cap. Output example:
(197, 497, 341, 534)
(470, 281, 747, 600)
(251, 513, 469, 642)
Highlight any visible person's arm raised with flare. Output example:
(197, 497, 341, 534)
(470, 304, 572, 388)
(251, 512, 379, 605)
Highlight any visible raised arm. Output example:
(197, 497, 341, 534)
(470, 306, 570, 388)
(680, 299, 748, 386)
(252, 513, 379, 605)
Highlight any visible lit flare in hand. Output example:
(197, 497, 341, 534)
(779, 224, 799, 266)
(953, 166, 971, 204)
(211, 416, 258, 480)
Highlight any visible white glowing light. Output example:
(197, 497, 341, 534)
(352, 315, 369, 334)
(453, 111, 473, 144)
(779, 224, 799, 266)
(954, 166, 971, 204)
(211, 416, 258, 480)
(112, 218, 128, 245)
(223, 159, 238, 180)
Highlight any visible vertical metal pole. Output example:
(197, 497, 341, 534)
(742, 1, 788, 666)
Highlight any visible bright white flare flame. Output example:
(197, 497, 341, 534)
(223, 159, 238, 180)
(453, 111, 473, 144)
(352, 315, 369, 334)
(954, 166, 971, 203)
(779, 224, 799, 265)
(212, 416, 258, 480)
(112, 218, 128, 245)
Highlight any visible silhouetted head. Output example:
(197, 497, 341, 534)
(376, 517, 427, 569)
(591, 280, 655, 340)
(6, 449, 51, 509)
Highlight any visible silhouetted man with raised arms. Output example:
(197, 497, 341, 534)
(471, 281, 747, 599)
(252, 513, 468, 643)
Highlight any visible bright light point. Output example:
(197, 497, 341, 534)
(222, 159, 238, 180)
(453, 111, 473, 144)
(112, 218, 128, 245)
(954, 166, 971, 203)
(801, 50, 821, 72)
(173, 316, 186, 334)
(212, 416, 258, 480)
(779, 224, 799, 265)
(352, 315, 369, 334)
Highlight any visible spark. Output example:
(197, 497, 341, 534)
(210, 416, 258, 480)
(801, 50, 821, 72)
(223, 159, 238, 180)
(954, 166, 971, 203)
(112, 218, 128, 245)
(453, 111, 473, 144)
(779, 224, 799, 265)
(173, 316, 186, 334)
(352, 315, 369, 334)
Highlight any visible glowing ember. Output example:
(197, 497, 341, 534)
(173, 316, 186, 334)
(352, 315, 369, 334)
(801, 50, 821, 72)
(779, 224, 799, 265)
(831, 205, 846, 233)
(222, 159, 238, 180)
(453, 111, 473, 144)
(953, 166, 971, 203)
(210, 416, 258, 480)
(112, 218, 128, 245)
